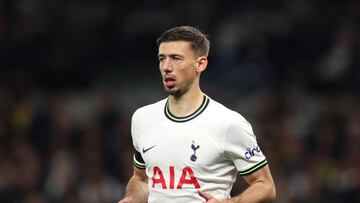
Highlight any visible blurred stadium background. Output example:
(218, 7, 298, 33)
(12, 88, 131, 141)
(0, 0, 359, 202)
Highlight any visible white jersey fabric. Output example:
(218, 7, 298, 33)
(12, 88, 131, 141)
(132, 95, 267, 203)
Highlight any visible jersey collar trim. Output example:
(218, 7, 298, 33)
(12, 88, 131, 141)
(164, 95, 210, 123)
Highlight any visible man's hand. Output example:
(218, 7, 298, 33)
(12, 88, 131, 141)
(118, 197, 133, 203)
(198, 190, 230, 203)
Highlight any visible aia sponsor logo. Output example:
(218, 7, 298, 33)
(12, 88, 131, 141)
(152, 166, 200, 189)
(245, 146, 261, 160)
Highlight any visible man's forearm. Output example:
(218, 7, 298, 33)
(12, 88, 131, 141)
(124, 175, 149, 203)
(229, 180, 276, 203)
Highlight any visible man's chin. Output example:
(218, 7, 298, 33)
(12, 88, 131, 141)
(165, 87, 181, 96)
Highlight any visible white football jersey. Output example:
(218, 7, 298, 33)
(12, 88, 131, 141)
(132, 95, 267, 203)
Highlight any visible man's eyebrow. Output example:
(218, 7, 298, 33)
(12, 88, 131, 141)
(158, 54, 183, 58)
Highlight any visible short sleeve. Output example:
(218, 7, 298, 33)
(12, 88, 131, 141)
(131, 110, 140, 152)
(224, 113, 267, 176)
(131, 110, 146, 169)
(133, 149, 146, 169)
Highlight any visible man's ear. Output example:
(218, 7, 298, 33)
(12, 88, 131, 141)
(196, 56, 208, 72)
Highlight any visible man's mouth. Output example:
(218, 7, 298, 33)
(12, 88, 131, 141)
(164, 75, 176, 87)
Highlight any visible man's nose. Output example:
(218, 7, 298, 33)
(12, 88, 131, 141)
(161, 58, 173, 72)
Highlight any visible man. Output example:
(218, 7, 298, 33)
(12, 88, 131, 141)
(119, 26, 276, 203)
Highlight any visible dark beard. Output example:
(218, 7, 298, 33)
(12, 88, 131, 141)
(165, 86, 187, 98)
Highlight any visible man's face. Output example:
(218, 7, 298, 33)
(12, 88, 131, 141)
(158, 41, 199, 96)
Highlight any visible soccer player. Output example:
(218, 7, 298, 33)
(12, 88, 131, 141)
(119, 26, 276, 203)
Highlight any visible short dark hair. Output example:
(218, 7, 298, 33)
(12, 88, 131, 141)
(156, 26, 210, 57)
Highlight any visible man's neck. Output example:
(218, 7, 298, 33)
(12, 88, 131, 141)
(168, 89, 204, 117)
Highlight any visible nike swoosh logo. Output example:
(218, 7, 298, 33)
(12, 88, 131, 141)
(142, 145, 156, 153)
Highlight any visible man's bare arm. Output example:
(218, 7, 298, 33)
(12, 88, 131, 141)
(118, 168, 148, 203)
(231, 165, 276, 203)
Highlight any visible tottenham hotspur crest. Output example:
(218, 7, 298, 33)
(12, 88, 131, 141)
(190, 140, 200, 162)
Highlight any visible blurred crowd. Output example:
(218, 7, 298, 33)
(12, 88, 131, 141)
(1, 0, 360, 203)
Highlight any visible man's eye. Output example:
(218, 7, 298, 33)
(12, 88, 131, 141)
(173, 57, 182, 62)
